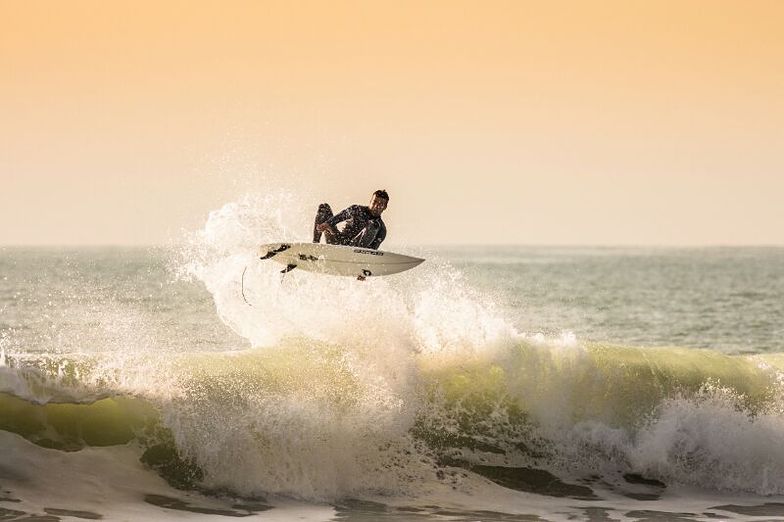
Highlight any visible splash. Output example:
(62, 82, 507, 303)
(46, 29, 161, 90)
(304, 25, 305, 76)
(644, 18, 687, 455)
(177, 190, 519, 353)
(165, 190, 522, 498)
(4, 196, 784, 504)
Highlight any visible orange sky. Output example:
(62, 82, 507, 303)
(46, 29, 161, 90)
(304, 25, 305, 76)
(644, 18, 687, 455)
(1, 0, 782, 245)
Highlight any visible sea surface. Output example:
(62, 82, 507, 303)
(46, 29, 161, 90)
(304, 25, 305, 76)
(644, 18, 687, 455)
(2, 198, 784, 521)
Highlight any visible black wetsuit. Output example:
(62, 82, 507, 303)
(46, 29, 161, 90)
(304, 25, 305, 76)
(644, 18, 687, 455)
(313, 204, 387, 250)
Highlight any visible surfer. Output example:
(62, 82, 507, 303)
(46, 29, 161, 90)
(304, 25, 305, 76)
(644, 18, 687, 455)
(313, 189, 388, 250)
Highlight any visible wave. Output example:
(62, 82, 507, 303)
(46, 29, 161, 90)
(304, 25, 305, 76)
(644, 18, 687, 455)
(3, 341, 784, 500)
(3, 192, 784, 503)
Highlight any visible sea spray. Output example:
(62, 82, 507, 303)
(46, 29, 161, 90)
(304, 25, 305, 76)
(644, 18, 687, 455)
(5, 324, 784, 496)
(3, 208, 784, 505)
(165, 191, 524, 498)
(170, 193, 784, 498)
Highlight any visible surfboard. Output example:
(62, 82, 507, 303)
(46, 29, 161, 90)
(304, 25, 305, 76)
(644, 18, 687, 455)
(258, 242, 424, 277)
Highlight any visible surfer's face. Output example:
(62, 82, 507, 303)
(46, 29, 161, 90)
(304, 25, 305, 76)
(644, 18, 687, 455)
(369, 195, 388, 216)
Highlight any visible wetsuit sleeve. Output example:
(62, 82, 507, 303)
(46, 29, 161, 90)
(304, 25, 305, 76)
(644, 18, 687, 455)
(369, 221, 386, 250)
(326, 206, 355, 227)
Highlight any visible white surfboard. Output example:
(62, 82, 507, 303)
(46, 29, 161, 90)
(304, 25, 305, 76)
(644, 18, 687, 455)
(258, 242, 424, 277)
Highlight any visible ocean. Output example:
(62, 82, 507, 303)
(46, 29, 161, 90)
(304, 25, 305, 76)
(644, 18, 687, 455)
(2, 197, 784, 521)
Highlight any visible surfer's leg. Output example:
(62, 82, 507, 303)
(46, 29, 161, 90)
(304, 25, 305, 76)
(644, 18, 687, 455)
(313, 203, 333, 243)
(352, 220, 381, 248)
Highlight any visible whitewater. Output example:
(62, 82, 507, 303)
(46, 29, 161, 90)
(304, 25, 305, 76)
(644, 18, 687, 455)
(2, 193, 784, 521)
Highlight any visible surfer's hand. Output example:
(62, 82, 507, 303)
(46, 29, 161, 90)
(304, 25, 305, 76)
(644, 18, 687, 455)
(316, 223, 334, 233)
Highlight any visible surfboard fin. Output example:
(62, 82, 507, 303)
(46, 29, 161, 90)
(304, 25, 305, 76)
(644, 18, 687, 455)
(280, 264, 297, 274)
(260, 243, 291, 260)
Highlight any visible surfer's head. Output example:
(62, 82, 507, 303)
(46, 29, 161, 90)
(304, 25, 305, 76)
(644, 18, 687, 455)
(369, 190, 389, 217)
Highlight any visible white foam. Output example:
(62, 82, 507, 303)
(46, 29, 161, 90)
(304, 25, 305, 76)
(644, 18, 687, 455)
(160, 191, 529, 499)
(0, 430, 334, 521)
(8, 192, 784, 507)
(631, 382, 784, 494)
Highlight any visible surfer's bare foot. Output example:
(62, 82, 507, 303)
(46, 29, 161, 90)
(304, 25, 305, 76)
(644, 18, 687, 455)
(357, 275, 366, 281)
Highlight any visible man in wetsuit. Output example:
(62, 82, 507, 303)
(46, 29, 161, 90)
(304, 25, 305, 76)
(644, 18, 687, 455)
(313, 189, 388, 250)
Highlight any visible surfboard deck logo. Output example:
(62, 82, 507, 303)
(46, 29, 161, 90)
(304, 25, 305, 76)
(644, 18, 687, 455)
(258, 242, 424, 277)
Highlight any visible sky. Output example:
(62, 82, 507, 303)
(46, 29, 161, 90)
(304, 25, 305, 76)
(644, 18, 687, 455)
(1, 0, 782, 246)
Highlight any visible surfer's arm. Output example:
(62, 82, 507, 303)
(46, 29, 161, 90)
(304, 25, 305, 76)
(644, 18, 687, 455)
(316, 222, 335, 233)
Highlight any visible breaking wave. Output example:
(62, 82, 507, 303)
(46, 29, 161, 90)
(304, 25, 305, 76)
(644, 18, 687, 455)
(4, 339, 784, 499)
(2, 192, 784, 503)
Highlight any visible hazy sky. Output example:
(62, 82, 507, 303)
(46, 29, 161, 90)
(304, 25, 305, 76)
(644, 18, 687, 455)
(2, 0, 782, 245)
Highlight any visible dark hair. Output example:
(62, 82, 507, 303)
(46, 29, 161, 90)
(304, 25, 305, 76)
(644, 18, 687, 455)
(373, 189, 389, 201)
